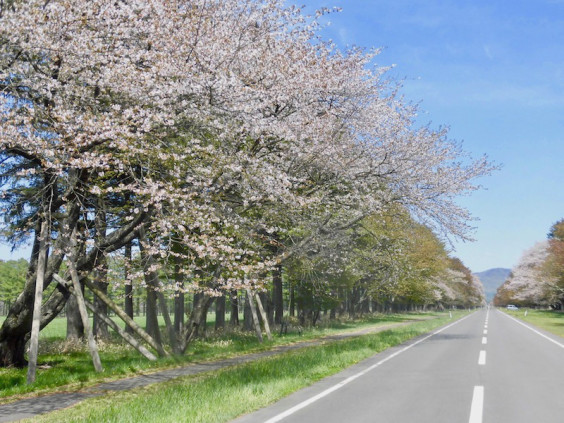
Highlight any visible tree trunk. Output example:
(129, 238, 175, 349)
(191, 293, 205, 336)
(254, 293, 272, 341)
(246, 289, 263, 343)
(157, 291, 177, 352)
(289, 284, 295, 317)
(259, 291, 273, 325)
(92, 198, 109, 339)
(92, 270, 109, 339)
(180, 293, 214, 354)
(215, 293, 225, 331)
(330, 307, 336, 320)
(0, 199, 144, 368)
(70, 275, 168, 357)
(66, 292, 84, 340)
(272, 264, 283, 324)
(124, 242, 134, 335)
(229, 290, 239, 326)
(84, 295, 156, 361)
(173, 260, 184, 336)
(139, 227, 163, 347)
(27, 220, 49, 384)
(68, 260, 103, 372)
(243, 291, 253, 331)
(58, 257, 148, 366)
(0, 335, 28, 368)
(0, 204, 78, 368)
(145, 287, 161, 343)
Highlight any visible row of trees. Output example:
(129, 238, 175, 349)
(494, 219, 564, 308)
(1, 210, 486, 320)
(0, 0, 491, 367)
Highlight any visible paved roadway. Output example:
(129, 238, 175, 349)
(233, 308, 564, 423)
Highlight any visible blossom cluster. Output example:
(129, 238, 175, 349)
(0, 0, 492, 294)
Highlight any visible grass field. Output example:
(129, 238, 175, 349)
(29, 312, 466, 423)
(502, 308, 564, 338)
(0, 311, 440, 402)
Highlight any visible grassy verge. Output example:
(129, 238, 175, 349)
(0, 312, 436, 401)
(29, 311, 467, 423)
(503, 308, 564, 338)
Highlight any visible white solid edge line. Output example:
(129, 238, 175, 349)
(499, 311, 564, 349)
(263, 314, 472, 423)
(478, 350, 486, 365)
(469, 386, 484, 423)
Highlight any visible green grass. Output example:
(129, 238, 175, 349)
(0, 311, 439, 401)
(503, 308, 564, 338)
(30, 312, 465, 423)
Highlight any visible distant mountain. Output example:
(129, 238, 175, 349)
(474, 268, 511, 302)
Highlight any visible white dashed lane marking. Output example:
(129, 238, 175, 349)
(469, 386, 484, 423)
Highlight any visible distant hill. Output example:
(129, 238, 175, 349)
(474, 268, 511, 302)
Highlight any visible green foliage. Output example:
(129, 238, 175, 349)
(0, 258, 27, 303)
(548, 219, 564, 241)
(357, 209, 450, 306)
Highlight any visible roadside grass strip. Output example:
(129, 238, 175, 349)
(502, 309, 564, 339)
(500, 310, 564, 349)
(28, 314, 465, 423)
(0, 313, 432, 401)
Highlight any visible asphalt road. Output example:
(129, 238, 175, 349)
(233, 308, 564, 423)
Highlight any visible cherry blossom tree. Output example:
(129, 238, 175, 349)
(494, 242, 551, 307)
(540, 220, 564, 307)
(1, 0, 494, 366)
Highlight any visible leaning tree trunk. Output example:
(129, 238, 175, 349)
(157, 291, 177, 352)
(67, 259, 103, 373)
(26, 218, 49, 384)
(92, 198, 109, 339)
(243, 291, 253, 331)
(66, 235, 84, 340)
(0, 195, 146, 368)
(246, 289, 263, 343)
(124, 242, 134, 335)
(180, 293, 214, 354)
(0, 200, 78, 368)
(254, 292, 272, 341)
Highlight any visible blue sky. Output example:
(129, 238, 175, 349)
(1, 0, 563, 273)
(298, 0, 564, 272)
